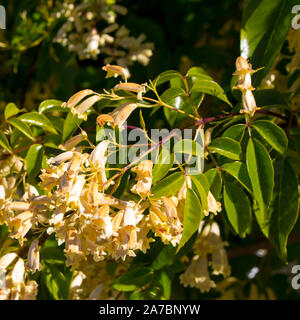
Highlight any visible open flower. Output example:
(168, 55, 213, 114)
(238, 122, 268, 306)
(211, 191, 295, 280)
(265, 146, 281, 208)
(150, 196, 183, 246)
(130, 160, 153, 198)
(204, 191, 222, 216)
(26, 239, 41, 273)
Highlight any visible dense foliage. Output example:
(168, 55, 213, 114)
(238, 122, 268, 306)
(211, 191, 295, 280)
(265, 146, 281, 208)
(0, 0, 299, 300)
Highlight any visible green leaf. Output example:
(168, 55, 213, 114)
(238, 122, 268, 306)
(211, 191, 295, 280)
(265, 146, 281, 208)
(42, 262, 70, 300)
(252, 120, 288, 155)
(246, 138, 274, 224)
(224, 181, 252, 237)
(209, 137, 242, 160)
(41, 247, 65, 265)
(152, 148, 174, 184)
(153, 70, 184, 87)
(222, 124, 245, 142)
(0, 131, 12, 153)
(161, 88, 188, 126)
(5, 102, 22, 120)
(221, 161, 252, 193)
(7, 118, 35, 141)
(173, 139, 204, 157)
(242, 0, 298, 85)
(151, 172, 185, 199)
(152, 245, 177, 270)
(266, 159, 299, 261)
(187, 67, 232, 106)
(38, 100, 64, 113)
(112, 267, 154, 291)
(26, 144, 43, 180)
(191, 173, 210, 193)
(18, 112, 57, 134)
(157, 271, 172, 299)
(62, 111, 82, 142)
(205, 168, 222, 198)
(177, 188, 203, 252)
(191, 175, 209, 210)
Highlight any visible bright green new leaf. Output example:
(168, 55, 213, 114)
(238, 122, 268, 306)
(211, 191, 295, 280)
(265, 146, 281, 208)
(7, 118, 35, 141)
(18, 112, 57, 134)
(252, 120, 288, 155)
(224, 181, 252, 237)
(38, 100, 65, 113)
(209, 137, 242, 160)
(26, 144, 43, 180)
(5, 102, 22, 120)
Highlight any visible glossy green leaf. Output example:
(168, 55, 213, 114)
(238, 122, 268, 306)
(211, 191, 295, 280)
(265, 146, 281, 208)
(177, 188, 203, 252)
(7, 118, 35, 141)
(151, 172, 185, 199)
(26, 144, 43, 180)
(205, 168, 222, 199)
(5, 102, 22, 120)
(252, 120, 288, 155)
(191, 175, 209, 210)
(38, 99, 64, 113)
(153, 70, 184, 87)
(161, 88, 188, 126)
(112, 267, 154, 291)
(242, 0, 298, 85)
(222, 124, 245, 142)
(0, 131, 12, 153)
(18, 112, 57, 134)
(187, 67, 232, 106)
(62, 111, 82, 142)
(209, 137, 242, 160)
(224, 182, 252, 237)
(266, 159, 299, 261)
(152, 147, 174, 184)
(246, 138, 274, 223)
(191, 173, 210, 193)
(221, 161, 252, 192)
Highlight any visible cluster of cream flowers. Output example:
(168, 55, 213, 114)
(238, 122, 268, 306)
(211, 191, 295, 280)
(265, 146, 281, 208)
(0, 63, 230, 299)
(180, 221, 230, 293)
(0, 253, 38, 300)
(53, 0, 153, 66)
(233, 56, 261, 117)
